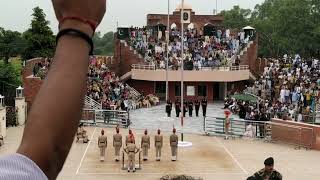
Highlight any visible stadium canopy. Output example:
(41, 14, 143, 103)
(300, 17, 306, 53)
(242, 26, 255, 30)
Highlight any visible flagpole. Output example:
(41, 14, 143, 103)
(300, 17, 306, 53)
(166, 0, 170, 102)
(180, 0, 185, 142)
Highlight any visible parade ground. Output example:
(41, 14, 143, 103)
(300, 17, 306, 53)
(2, 103, 320, 180)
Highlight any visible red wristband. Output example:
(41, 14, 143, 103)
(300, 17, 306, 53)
(59, 16, 98, 32)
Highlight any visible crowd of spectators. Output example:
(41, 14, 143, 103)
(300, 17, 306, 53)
(32, 58, 51, 79)
(86, 56, 131, 110)
(33, 56, 159, 111)
(128, 26, 252, 70)
(225, 54, 320, 123)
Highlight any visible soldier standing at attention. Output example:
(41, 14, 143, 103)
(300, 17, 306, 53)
(126, 129, 135, 146)
(166, 100, 172, 117)
(250, 157, 282, 180)
(170, 128, 179, 161)
(141, 129, 150, 161)
(183, 101, 187, 117)
(98, 129, 108, 162)
(175, 99, 181, 117)
(201, 98, 208, 117)
(113, 126, 122, 162)
(195, 99, 200, 117)
(124, 137, 140, 173)
(188, 100, 193, 117)
(154, 129, 163, 161)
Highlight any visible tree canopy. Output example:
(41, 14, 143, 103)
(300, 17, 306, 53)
(220, 0, 320, 58)
(0, 28, 27, 63)
(22, 7, 55, 60)
(93, 31, 114, 56)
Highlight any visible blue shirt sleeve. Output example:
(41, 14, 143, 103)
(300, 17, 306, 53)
(0, 153, 48, 180)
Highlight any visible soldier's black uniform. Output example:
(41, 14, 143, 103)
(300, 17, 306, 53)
(175, 100, 181, 117)
(183, 103, 187, 117)
(166, 100, 172, 117)
(188, 101, 193, 117)
(195, 100, 200, 117)
(201, 99, 208, 117)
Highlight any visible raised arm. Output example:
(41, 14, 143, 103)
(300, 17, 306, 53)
(17, 0, 106, 179)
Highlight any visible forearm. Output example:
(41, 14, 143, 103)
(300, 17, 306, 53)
(17, 35, 90, 179)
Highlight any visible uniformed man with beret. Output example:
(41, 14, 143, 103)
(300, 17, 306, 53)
(188, 100, 193, 117)
(154, 129, 163, 161)
(175, 99, 181, 117)
(126, 129, 135, 146)
(166, 100, 172, 117)
(141, 129, 150, 161)
(124, 137, 140, 172)
(251, 157, 282, 180)
(113, 126, 122, 161)
(98, 129, 108, 162)
(201, 98, 208, 117)
(169, 128, 179, 161)
(194, 99, 200, 117)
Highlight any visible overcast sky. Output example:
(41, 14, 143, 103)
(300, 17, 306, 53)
(0, 0, 264, 34)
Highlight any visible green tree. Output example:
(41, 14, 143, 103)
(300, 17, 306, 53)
(22, 7, 55, 60)
(221, 0, 320, 58)
(93, 31, 114, 56)
(220, 6, 252, 29)
(0, 28, 27, 63)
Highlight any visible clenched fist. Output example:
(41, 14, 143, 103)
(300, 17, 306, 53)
(52, 0, 106, 34)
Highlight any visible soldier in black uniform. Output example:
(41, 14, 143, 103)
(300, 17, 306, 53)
(188, 100, 193, 117)
(194, 99, 200, 117)
(166, 100, 172, 117)
(201, 98, 208, 117)
(183, 101, 188, 117)
(175, 99, 181, 117)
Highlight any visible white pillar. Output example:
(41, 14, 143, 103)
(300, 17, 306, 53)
(0, 107, 6, 137)
(15, 97, 26, 126)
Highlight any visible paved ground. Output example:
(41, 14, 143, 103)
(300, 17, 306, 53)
(1, 104, 320, 180)
(2, 127, 320, 180)
(130, 103, 237, 134)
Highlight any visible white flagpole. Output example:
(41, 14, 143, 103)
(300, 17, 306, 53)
(180, 0, 185, 142)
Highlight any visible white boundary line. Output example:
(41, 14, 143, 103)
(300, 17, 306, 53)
(215, 137, 249, 175)
(76, 127, 97, 175)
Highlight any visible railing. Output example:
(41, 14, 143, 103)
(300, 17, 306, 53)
(84, 96, 102, 110)
(204, 116, 269, 138)
(81, 109, 130, 128)
(204, 116, 314, 149)
(132, 64, 249, 72)
(126, 84, 141, 98)
(132, 64, 156, 70)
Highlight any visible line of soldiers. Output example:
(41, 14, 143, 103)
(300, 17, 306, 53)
(97, 127, 179, 172)
(166, 98, 208, 117)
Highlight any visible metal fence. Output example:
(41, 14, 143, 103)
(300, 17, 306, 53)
(204, 116, 314, 149)
(204, 116, 268, 138)
(81, 109, 130, 128)
(131, 64, 249, 72)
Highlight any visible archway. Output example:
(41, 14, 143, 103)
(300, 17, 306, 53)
(203, 23, 216, 36)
